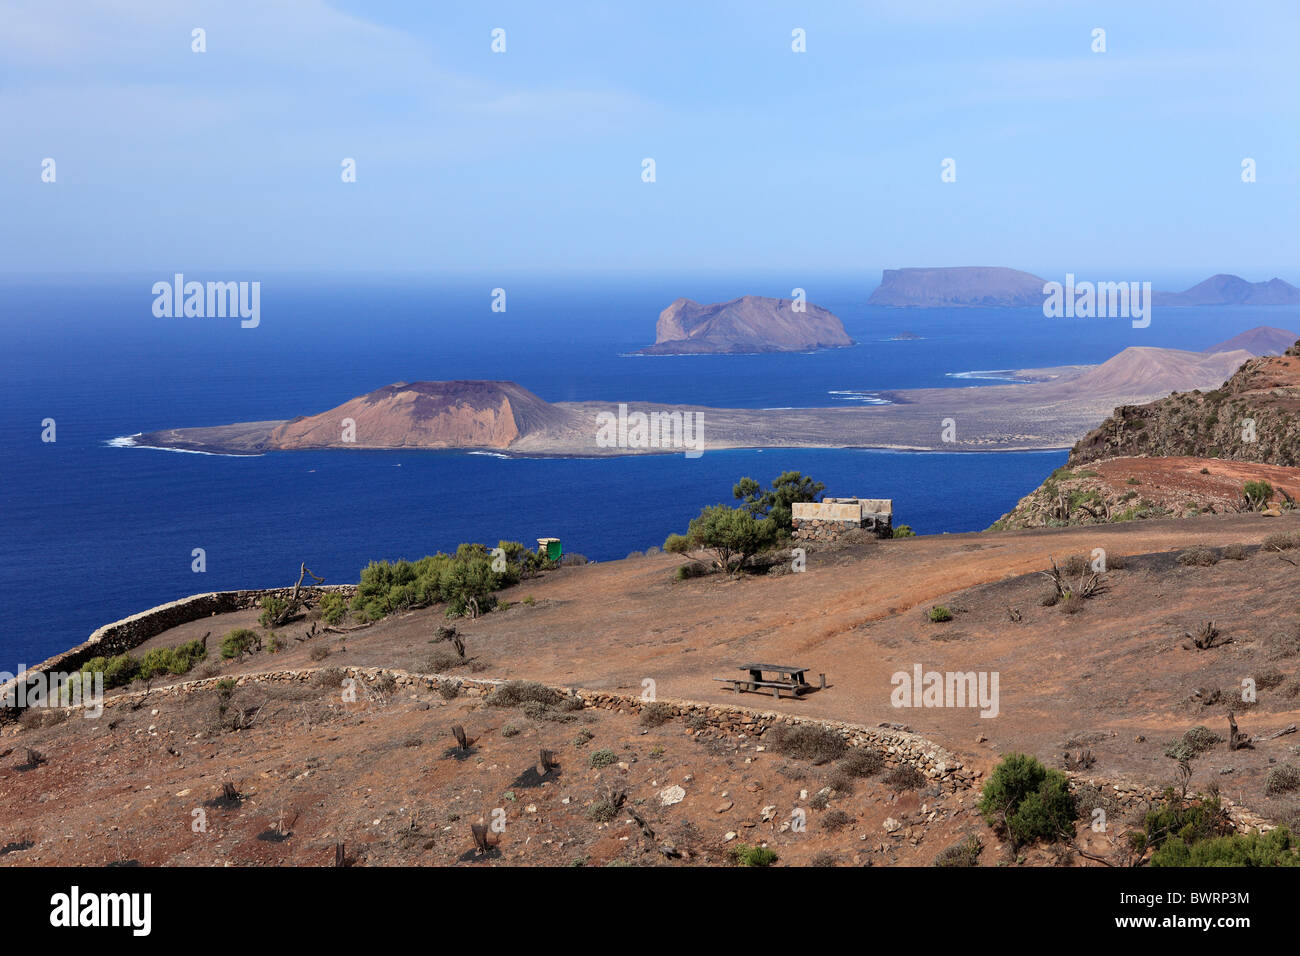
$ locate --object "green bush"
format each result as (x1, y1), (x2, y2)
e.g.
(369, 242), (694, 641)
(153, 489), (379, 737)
(349, 541), (539, 622)
(728, 843), (778, 867)
(928, 605), (953, 623)
(258, 596), (287, 629)
(978, 754), (1076, 848)
(80, 653), (141, 690)
(892, 525), (916, 538)
(663, 533), (691, 554)
(220, 628), (260, 660)
(138, 638), (207, 678)
(1151, 827), (1300, 867)
(1244, 480), (1275, 510)
(318, 591), (346, 625)
(588, 749), (618, 769)
(1137, 789), (1230, 852)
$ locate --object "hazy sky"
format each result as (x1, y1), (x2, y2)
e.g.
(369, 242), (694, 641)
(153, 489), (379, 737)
(2, 0), (1297, 279)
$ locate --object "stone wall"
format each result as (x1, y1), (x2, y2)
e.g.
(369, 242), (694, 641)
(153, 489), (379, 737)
(0, 585), (356, 720)
(791, 497), (893, 541)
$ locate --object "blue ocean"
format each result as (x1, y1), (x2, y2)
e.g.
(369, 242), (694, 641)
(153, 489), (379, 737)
(2, 273), (1294, 664)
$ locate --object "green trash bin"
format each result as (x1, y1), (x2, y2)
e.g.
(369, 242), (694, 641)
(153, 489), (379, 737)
(538, 537), (562, 561)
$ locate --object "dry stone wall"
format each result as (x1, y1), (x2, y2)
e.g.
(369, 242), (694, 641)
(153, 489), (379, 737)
(0, 586), (356, 721)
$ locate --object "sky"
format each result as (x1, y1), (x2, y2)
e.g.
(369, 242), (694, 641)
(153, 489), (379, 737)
(1, 0), (1298, 282)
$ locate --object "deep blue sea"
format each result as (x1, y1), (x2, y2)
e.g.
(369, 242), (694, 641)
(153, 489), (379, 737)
(3, 273), (1296, 664)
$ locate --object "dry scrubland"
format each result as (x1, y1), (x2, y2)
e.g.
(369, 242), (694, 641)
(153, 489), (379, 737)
(5, 511), (1300, 866)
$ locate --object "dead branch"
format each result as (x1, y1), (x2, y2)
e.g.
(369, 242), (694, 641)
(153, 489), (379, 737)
(1227, 712), (1253, 751)
(270, 563), (326, 627)
(1251, 724), (1297, 743)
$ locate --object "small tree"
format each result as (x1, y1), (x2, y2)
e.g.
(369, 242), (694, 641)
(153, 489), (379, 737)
(687, 504), (778, 575)
(734, 471), (825, 531)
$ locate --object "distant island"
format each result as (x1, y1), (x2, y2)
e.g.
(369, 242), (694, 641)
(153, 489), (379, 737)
(867, 266), (1300, 308)
(126, 333), (1288, 457)
(638, 295), (854, 354)
(868, 267), (1047, 308)
(1153, 274), (1300, 307)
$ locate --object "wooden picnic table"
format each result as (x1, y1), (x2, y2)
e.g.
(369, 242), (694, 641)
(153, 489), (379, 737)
(713, 662), (819, 700)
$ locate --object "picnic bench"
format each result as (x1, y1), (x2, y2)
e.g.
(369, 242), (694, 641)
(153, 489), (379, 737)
(713, 662), (822, 700)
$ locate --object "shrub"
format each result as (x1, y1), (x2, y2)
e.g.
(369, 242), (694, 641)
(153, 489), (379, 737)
(1178, 725), (1222, 757)
(1039, 590), (1059, 607)
(892, 525), (916, 538)
(766, 724), (847, 765)
(1072, 784), (1118, 822)
(1222, 544), (1247, 561)
(137, 638), (208, 679)
(308, 644), (330, 662)
(839, 748), (884, 778)
(587, 799), (619, 823)
(1060, 554), (1089, 576)
(933, 835), (983, 867)
(425, 650), (464, 672)
(1127, 477), (1141, 485)
(663, 533), (690, 554)
(1058, 593), (1085, 614)
(640, 702), (674, 727)
(318, 591), (346, 625)
(220, 629), (260, 660)
(1266, 765), (1300, 796)
(978, 754), (1076, 848)
(486, 680), (561, 709)
(928, 605), (953, 623)
(1244, 479), (1275, 510)
(258, 597), (288, 629)
(438, 682), (460, 700)
(81, 653), (142, 689)
(728, 843), (778, 867)
(822, 809), (854, 832)
(1264, 532), (1300, 552)
(1138, 790), (1229, 852)
(884, 765), (927, 792)
(1177, 547), (1218, 567)
(675, 562), (710, 580)
(311, 667), (345, 688)
(588, 749), (618, 769)
(1151, 827), (1300, 867)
